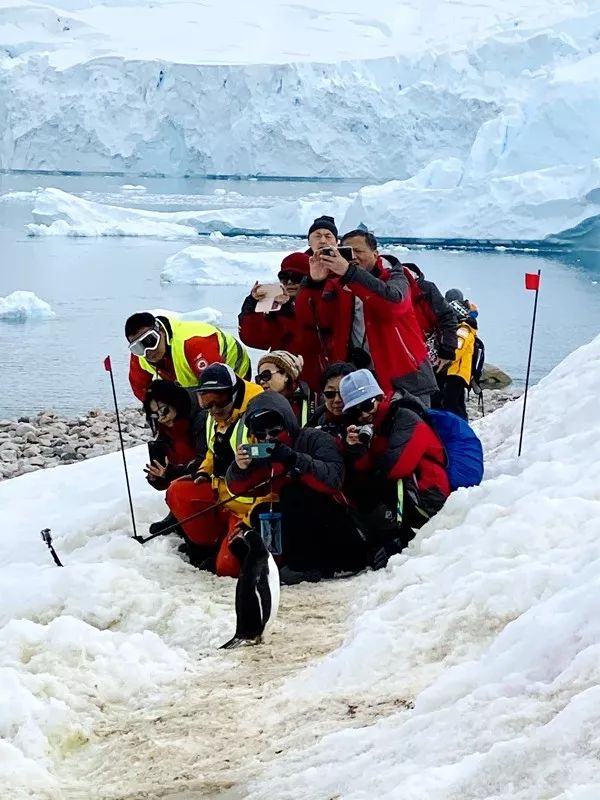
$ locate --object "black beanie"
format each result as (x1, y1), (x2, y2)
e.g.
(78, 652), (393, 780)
(308, 215), (338, 239)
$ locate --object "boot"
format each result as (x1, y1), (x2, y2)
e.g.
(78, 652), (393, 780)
(149, 512), (179, 536)
(279, 565), (322, 586)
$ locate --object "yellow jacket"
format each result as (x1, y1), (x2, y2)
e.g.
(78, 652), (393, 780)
(198, 381), (270, 521)
(447, 321), (476, 383)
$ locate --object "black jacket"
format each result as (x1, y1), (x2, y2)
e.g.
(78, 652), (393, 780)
(401, 262), (458, 361)
(226, 392), (344, 497)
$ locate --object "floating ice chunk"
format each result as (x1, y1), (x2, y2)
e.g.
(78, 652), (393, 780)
(160, 246), (288, 285)
(0, 291), (55, 322)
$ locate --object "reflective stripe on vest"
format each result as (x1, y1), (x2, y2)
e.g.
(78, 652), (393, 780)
(138, 316), (250, 386)
(205, 415), (255, 504)
(298, 399), (309, 428)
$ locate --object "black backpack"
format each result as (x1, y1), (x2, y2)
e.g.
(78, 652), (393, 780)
(471, 336), (485, 387)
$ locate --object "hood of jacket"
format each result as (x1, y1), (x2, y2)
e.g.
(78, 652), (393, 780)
(243, 391), (299, 437)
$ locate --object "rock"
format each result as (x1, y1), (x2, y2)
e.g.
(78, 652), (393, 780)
(15, 422), (36, 435)
(19, 464), (38, 474)
(479, 363), (513, 390)
(25, 431), (39, 444)
(28, 456), (47, 467)
(1, 450), (18, 462)
(23, 446), (41, 458)
(17, 416), (30, 423)
(0, 441), (19, 451)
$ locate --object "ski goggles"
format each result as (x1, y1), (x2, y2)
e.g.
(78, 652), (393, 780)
(277, 270), (304, 284)
(128, 326), (161, 357)
(198, 391), (234, 410)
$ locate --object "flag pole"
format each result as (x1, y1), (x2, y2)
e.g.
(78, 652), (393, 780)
(518, 269), (541, 457)
(104, 356), (140, 540)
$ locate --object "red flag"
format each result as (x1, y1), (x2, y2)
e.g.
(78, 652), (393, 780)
(104, 355), (112, 372)
(525, 273), (540, 291)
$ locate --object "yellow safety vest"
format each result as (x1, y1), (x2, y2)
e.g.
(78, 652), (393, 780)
(205, 414), (255, 504)
(138, 317), (250, 386)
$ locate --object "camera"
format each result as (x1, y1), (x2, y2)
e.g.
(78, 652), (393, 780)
(242, 443), (275, 459)
(358, 424), (374, 445)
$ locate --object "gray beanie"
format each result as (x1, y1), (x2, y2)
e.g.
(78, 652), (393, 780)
(339, 369), (383, 412)
(445, 288), (464, 303)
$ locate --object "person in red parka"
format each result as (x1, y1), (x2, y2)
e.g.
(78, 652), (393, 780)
(339, 368), (450, 568)
(238, 252), (310, 352)
(294, 221), (437, 402)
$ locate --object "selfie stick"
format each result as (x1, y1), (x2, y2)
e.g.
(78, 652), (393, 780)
(104, 356), (140, 541)
(138, 475), (273, 544)
(40, 528), (63, 567)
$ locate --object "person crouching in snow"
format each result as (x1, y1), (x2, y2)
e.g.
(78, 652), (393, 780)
(254, 350), (313, 426)
(162, 363), (270, 576)
(143, 380), (206, 492)
(339, 369), (451, 569)
(227, 392), (368, 585)
(307, 361), (356, 439)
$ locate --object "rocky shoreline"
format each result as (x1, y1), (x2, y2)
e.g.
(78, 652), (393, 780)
(0, 390), (519, 482)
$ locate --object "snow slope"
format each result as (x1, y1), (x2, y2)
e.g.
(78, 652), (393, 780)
(160, 245), (288, 285)
(1, 334), (600, 797)
(247, 334), (600, 799)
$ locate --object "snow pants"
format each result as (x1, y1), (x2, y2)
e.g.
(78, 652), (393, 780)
(278, 482), (367, 575)
(165, 478), (246, 578)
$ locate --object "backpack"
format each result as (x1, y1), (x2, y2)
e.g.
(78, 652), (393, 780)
(471, 336), (485, 387)
(425, 408), (484, 491)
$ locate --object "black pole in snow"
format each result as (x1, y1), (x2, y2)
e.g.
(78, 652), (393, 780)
(518, 269), (542, 457)
(104, 356), (140, 540)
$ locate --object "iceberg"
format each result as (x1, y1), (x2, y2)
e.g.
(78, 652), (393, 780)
(160, 246), (288, 286)
(341, 159), (600, 246)
(0, 291), (55, 321)
(26, 187), (352, 238)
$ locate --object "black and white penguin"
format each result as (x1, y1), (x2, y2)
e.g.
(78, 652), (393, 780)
(220, 529), (280, 649)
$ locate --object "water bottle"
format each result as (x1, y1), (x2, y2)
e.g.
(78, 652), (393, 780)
(259, 511), (282, 555)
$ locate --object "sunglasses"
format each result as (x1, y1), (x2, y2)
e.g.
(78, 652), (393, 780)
(156, 403), (171, 418)
(277, 271), (303, 284)
(323, 389), (342, 400)
(255, 369), (285, 384)
(128, 326), (161, 357)
(253, 426), (284, 441)
(348, 398), (377, 417)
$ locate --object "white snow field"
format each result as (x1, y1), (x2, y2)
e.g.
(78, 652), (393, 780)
(1, 334), (600, 798)
(3, 0), (600, 243)
(0, 290), (55, 321)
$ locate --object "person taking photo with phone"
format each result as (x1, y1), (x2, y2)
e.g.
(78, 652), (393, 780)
(227, 392), (368, 585)
(293, 220), (437, 404)
(156, 364), (270, 576)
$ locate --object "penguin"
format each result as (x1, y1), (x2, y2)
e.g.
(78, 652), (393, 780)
(220, 528), (280, 649)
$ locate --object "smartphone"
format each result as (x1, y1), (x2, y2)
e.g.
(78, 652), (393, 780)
(320, 246), (354, 260)
(148, 439), (169, 466)
(254, 283), (283, 313)
(242, 443), (274, 459)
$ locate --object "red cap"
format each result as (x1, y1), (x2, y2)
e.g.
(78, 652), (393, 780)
(279, 252), (310, 276)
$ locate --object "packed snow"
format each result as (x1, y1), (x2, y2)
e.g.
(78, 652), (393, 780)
(161, 245), (287, 285)
(1, 334), (600, 797)
(0, 291), (55, 321)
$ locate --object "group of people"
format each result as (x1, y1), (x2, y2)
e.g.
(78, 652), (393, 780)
(124, 215), (484, 584)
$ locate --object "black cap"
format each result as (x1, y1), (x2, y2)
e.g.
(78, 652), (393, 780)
(246, 408), (285, 433)
(308, 215), (338, 239)
(196, 363), (237, 392)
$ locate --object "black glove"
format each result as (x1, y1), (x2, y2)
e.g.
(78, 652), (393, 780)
(368, 545), (389, 571)
(268, 441), (297, 467)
